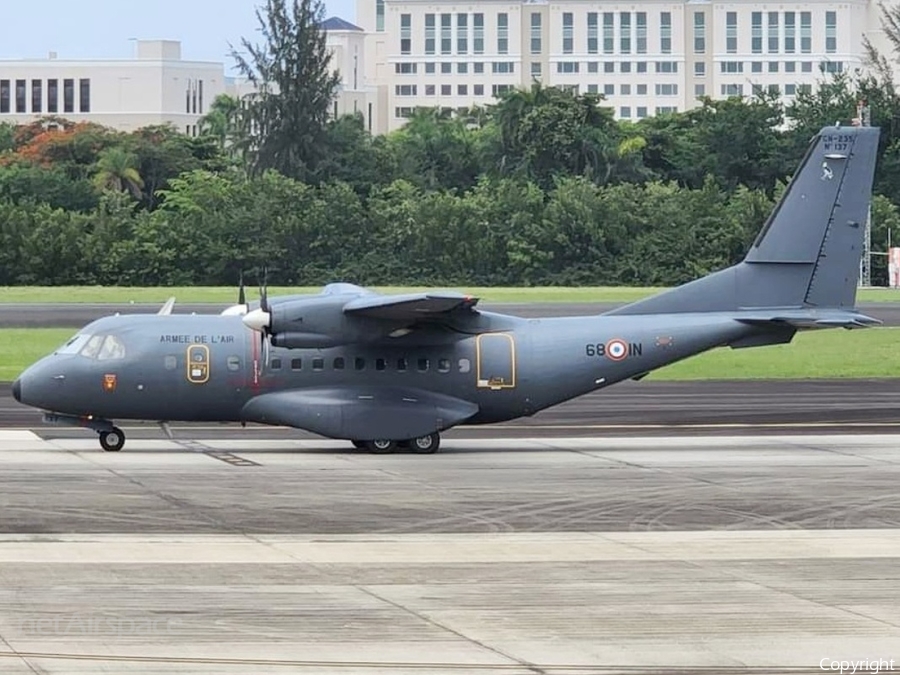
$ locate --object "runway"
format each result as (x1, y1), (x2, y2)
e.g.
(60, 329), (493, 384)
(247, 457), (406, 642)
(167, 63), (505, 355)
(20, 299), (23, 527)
(4, 300), (900, 327)
(0, 431), (898, 673)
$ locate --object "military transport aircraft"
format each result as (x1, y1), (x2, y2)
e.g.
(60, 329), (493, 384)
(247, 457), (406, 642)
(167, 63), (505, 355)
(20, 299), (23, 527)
(12, 125), (882, 453)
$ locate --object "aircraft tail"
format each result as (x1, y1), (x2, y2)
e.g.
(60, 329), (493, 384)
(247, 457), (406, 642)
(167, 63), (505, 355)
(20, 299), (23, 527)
(607, 125), (881, 317)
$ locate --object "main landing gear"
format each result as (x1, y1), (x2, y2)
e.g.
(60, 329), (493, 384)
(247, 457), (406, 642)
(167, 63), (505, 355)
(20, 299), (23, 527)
(352, 432), (441, 455)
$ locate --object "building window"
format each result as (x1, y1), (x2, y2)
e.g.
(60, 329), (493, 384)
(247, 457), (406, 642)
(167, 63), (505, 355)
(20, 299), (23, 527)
(620, 106), (631, 118)
(656, 61), (677, 73)
(492, 61), (514, 74)
(586, 61), (597, 73)
(425, 61), (435, 73)
(751, 61), (763, 73)
(693, 12), (705, 53)
(695, 83), (706, 97)
(637, 83), (647, 95)
(603, 83), (614, 96)
(694, 62), (705, 76)
(785, 61), (796, 72)
(785, 83), (797, 95)
(563, 12), (573, 54)
(395, 63), (417, 74)
(768, 12), (779, 53)
(720, 61), (743, 73)
(0, 80), (8, 114)
(47, 79), (58, 113)
(636, 12), (647, 54)
(751, 12), (762, 54)
(492, 84), (512, 96)
(620, 12), (631, 54)
(768, 61), (779, 72)
(620, 61), (631, 73)
(604, 61), (614, 73)
(395, 84), (417, 96)
(659, 12), (671, 54)
(31, 79), (42, 113)
(800, 12), (811, 53)
(457, 62), (467, 74)
(799, 83), (812, 94)
(439, 13), (451, 54)
(473, 13), (484, 54)
(425, 84), (435, 95)
(726, 12), (738, 54)
(721, 83), (743, 96)
(826, 11), (837, 53)
(587, 84), (598, 94)
(425, 14), (435, 54)
(801, 61), (813, 72)
(458, 84), (467, 95)
(497, 12), (508, 54)
(199, 79), (203, 113)
(458, 13), (468, 54)
(821, 60), (843, 73)
(13, 79), (26, 113)
(603, 13), (614, 54)
(556, 61), (579, 74)
(474, 84), (484, 96)
(530, 12), (542, 54)
(401, 14), (412, 54)
(62, 78), (74, 113)
(784, 12), (796, 53)
(441, 84), (451, 95)
(531, 61), (542, 76)
(587, 12), (598, 54)
(441, 62), (452, 73)
(655, 83), (678, 96)
(620, 83), (631, 95)
(656, 106), (677, 114)
(636, 106), (647, 118)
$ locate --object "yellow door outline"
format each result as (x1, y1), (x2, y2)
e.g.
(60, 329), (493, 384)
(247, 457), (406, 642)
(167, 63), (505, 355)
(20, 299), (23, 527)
(475, 333), (516, 390)
(186, 344), (210, 384)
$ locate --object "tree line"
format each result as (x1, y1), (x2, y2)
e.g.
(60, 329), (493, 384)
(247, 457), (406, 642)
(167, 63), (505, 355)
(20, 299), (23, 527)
(2, 0), (900, 287)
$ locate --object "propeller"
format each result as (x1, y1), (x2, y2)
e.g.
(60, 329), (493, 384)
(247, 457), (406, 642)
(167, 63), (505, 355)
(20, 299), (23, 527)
(238, 270), (246, 307)
(243, 267), (272, 374)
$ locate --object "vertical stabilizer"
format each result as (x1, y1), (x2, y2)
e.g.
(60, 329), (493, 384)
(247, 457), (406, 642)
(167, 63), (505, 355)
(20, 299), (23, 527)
(607, 125), (880, 316)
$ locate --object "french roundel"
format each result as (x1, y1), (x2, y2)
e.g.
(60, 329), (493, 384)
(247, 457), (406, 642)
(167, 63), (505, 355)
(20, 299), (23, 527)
(605, 338), (629, 361)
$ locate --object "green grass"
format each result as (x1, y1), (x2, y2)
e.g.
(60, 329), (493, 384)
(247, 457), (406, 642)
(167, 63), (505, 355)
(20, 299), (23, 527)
(2, 285), (900, 304)
(4, 327), (899, 383)
(649, 327), (900, 380)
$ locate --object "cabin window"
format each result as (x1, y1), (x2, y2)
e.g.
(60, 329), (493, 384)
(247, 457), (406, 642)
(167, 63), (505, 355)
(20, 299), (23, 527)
(291, 358), (302, 370)
(270, 357), (282, 370)
(56, 333), (90, 355)
(79, 335), (105, 359)
(226, 356), (241, 371)
(312, 357), (324, 371)
(438, 358), (451, 373)
(417, 358), (429, 372)
(376, 358), (386, 371)
(397, 357), (408, 371)
(355, 357), (366, 370)
(97, 335), (126, 360)
(334, 357), (345, 370)
(164, 355), (177, 370)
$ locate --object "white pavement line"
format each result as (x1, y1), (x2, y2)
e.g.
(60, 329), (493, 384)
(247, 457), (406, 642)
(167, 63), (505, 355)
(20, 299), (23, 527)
(0, 530), (898, 564)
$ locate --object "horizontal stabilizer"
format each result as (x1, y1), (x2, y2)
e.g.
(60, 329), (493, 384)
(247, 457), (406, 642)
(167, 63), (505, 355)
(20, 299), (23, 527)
(241, 386), (479, 439)
(735, 310), (882, 330)
(343, 292), (479, 321)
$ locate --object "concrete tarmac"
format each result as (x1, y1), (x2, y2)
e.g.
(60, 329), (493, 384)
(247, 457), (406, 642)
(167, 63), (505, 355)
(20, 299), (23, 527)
(0, 430), (899, 673)
(4, 300), (900, 327)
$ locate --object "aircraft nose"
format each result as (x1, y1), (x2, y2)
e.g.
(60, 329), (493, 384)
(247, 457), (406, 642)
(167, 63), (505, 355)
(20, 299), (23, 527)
(12, 378), (21, 403)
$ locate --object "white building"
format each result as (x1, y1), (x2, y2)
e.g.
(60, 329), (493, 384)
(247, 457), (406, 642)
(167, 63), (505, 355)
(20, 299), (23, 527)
(357, 0), (892, 132)
(0, 40), (225, 134)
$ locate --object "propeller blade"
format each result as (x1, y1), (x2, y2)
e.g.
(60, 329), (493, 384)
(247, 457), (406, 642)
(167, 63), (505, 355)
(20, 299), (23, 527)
(238, 271), (246, 306)
(259, 266), (269, 313)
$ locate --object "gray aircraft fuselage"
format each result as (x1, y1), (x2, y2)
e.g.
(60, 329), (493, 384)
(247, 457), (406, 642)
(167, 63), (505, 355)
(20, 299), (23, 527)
(16, 308), (747, 427)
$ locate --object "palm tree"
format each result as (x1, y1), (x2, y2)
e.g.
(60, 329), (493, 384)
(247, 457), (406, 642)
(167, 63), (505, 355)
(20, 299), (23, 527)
(92, 146), (144, 199)
(199, 93), (244, 151)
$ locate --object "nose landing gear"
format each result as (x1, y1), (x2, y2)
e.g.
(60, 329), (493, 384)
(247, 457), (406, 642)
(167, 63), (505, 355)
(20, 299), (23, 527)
(99, 427), (126, 452)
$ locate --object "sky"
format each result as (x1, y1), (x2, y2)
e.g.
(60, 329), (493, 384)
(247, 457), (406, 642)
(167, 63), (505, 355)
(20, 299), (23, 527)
(0, 0), (357, 68)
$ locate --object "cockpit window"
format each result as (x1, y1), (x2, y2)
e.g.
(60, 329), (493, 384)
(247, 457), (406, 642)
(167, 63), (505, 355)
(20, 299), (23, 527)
(77, 334), (126, 360)
(97, 335), (126, 360)
(56, 333), (90, 355)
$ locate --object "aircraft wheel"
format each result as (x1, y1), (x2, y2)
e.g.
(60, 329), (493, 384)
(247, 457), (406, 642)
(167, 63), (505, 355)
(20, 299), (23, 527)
(410, 432), (440, 454)
(366, 439), (397, 454)
(99, 427), (125, 452)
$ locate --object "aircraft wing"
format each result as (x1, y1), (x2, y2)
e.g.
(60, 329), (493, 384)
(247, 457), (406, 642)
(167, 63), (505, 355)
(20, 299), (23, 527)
(343, 292), (479, 322)
(241, 386), (479, 440)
